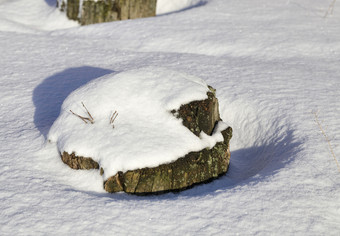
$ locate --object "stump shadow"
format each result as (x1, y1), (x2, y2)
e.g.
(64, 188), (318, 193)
(172, 128), (302, 198)
(45, 0), (56, 7)
(157, 1), (207, 16)
(33, 66), (114, 138)
(76, 128), (302, 201)
(36, 67), (303, 200)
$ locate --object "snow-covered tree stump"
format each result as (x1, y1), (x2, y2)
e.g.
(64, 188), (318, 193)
(59, 87), (232, 194)
(49, 68), (233, 194)
(57, 0), (157, 25)
(104, 127), (232, 194)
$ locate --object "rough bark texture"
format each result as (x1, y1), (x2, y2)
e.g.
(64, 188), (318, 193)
(172, 86), (220, 137)
(104, 127), (232, 194)
(61, 151), (99, 169)
(58, 87), (232, 194)
(58, 0), (157, 25)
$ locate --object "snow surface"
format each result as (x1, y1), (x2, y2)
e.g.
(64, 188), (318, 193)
(1, 0), (340, 235)
(48, 67), (226, 179)
(156, 0), (206, 15)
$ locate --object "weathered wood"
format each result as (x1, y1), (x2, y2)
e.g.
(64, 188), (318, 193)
(104, 127), (232, 194)
(58, 87), (233, 194)
(58, 0), (157, 25)
(61, 151), (99, 169)
(172, 86), (220, 136)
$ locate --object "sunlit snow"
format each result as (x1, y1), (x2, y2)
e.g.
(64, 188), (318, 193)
(0, 0), (339, 235)
(48, 67), (226, 179)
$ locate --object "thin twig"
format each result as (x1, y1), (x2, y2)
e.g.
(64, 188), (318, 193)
(313, 110), (340, 173)
(69, 102), (94, 124)
(110, 111), (118, 124)
(324, 0), (337, 18)
(110, 111), (118, 128)
(82, 102), (94, 122)
(70, 109), (91, 124)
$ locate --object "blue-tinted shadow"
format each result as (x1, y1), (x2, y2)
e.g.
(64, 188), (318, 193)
(45, 0), (56, 7)
(33, 66), (114, 138)
(157, 1), (207, 17)
(73, 128), (302, 201)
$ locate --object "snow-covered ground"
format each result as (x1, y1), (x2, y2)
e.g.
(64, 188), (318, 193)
(1, 0), (339, 235)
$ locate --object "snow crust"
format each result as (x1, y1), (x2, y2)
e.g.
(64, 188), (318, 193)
(48, 67), (224, 178)
(0, 0), (340, 235)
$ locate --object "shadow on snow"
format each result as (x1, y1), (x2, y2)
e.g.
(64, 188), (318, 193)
(34, 66), (302, 200)
(45, 0), (57, 7)
(77, 128), (302, 201)
(33, 66), (114, 138)
(157, 1), (208, 17)
(177, 129), (302, 198)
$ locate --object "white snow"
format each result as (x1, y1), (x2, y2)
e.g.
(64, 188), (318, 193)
(48, 67), (225, 179)
(0, 0), (78, 32)
(156, 0), (205, 15)
(1, 0), (340, 235)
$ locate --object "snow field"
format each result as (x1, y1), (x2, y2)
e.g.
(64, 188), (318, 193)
(0, 0), (339, 235)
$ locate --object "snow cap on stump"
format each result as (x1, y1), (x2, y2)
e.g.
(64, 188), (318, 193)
(48, 67), (232, 194)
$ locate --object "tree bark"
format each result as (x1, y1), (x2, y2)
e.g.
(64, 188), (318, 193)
(104, 127), (232, 194)
(58, 0), (157, 25)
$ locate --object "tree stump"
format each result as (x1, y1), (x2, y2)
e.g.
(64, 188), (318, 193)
(104, 127), (232, 194)
(59, 86), (232, 194)
(57, 0), (157, 25)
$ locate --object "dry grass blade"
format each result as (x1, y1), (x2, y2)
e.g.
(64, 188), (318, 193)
(70, 110), (91, 124)
(110, 111), (118, 128)
(70, 102), (94, 124)
(324, 0), (337, 18)
(313, 110), (340, 173)
(110, 111), (118, 123)
(82, 102), (94, 121)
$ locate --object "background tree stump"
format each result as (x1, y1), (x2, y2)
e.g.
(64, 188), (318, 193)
(57, 0), (157, 25)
